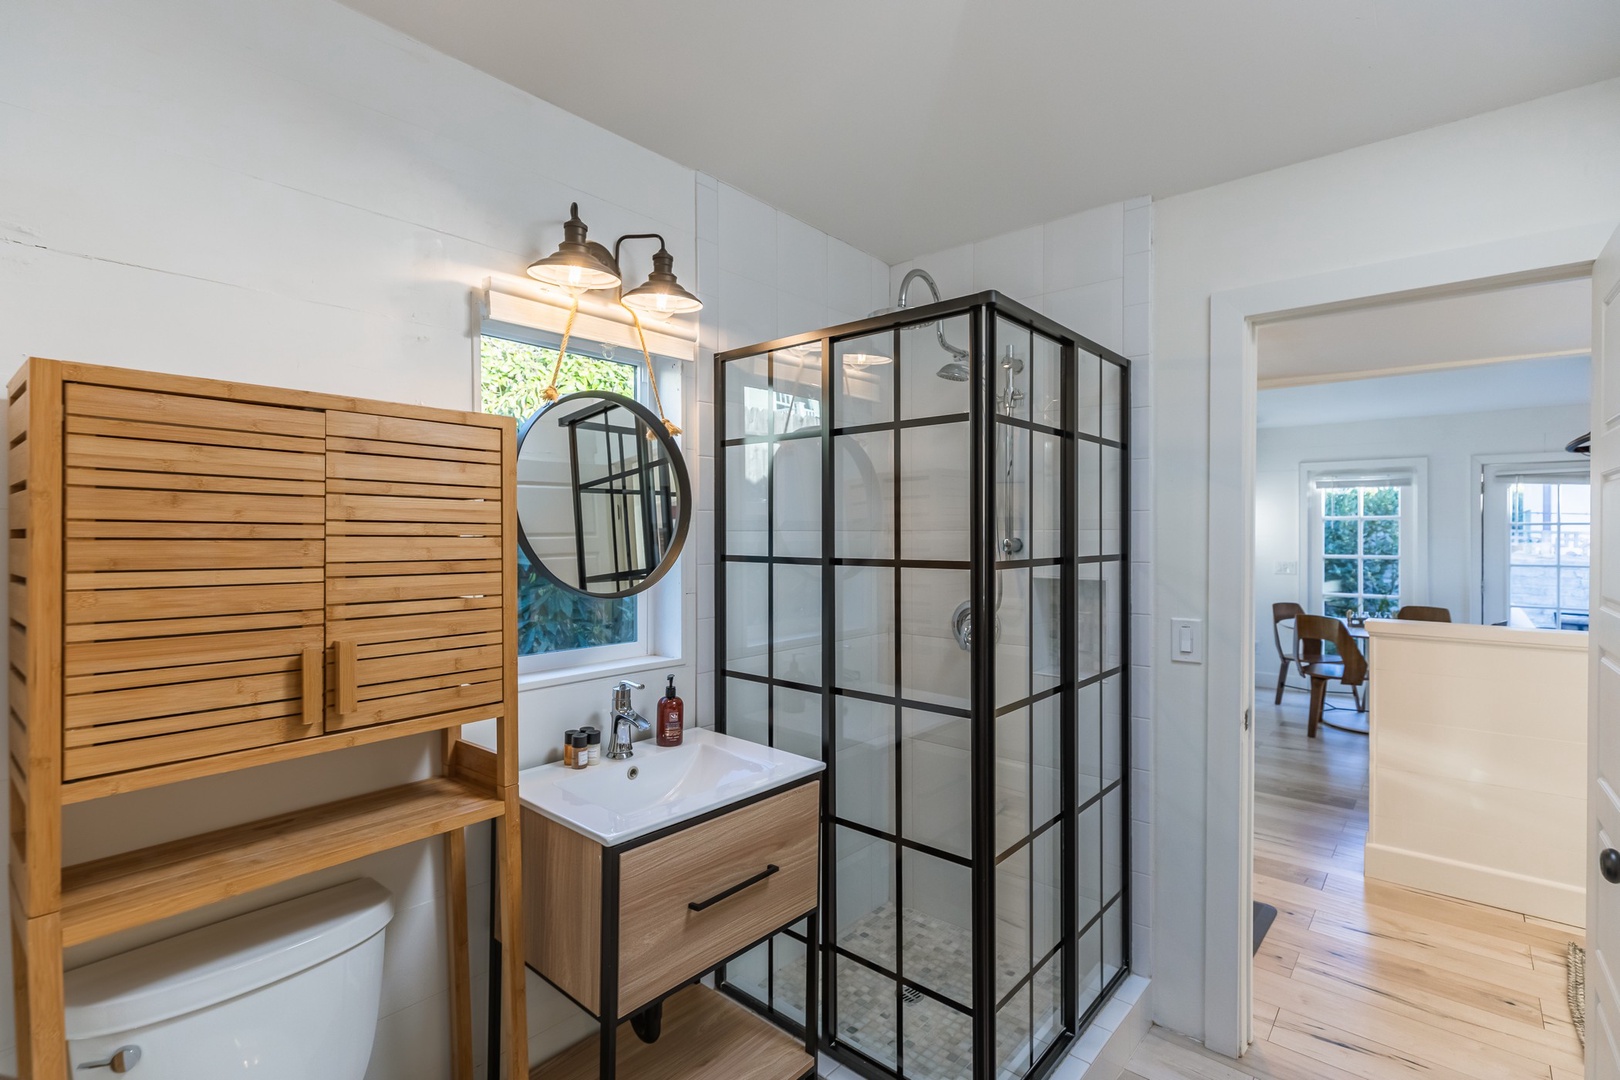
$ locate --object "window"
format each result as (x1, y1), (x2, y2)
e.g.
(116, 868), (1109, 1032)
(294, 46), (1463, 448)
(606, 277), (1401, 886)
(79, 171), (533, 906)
(1482, 460), (1590, 629)
(1303, 460), (1424, 620)
(480, 331), (652, 668)
(1319, 485), (1402, 617)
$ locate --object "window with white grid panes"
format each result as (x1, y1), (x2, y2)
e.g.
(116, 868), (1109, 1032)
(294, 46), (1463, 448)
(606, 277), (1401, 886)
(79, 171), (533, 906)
(1319, 485), (1401, 618)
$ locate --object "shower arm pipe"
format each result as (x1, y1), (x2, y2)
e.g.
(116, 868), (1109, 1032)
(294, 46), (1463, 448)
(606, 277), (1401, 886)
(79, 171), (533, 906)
(896, 268), (970, 360)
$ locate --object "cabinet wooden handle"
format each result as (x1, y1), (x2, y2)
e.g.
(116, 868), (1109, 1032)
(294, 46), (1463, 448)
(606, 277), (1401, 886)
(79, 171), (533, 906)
(335, 640), (357, 716)
(688, 864), (779, 912)
(300, 646), (323, 726)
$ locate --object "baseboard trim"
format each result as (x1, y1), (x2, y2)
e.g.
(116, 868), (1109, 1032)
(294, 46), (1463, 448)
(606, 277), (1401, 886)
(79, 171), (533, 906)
(1365, 841), (1585, 927)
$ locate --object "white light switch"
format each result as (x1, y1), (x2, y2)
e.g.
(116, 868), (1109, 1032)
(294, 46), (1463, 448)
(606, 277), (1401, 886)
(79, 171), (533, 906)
(1276, 561), (1298, 576)
(1171, 617), (1204, 664)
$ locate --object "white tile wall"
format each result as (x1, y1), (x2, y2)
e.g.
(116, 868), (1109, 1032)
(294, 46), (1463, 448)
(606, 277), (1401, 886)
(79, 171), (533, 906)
(1122, 196), (1154, 978)
(891, 202), (1128, 354)
(693, 176), (889, 738)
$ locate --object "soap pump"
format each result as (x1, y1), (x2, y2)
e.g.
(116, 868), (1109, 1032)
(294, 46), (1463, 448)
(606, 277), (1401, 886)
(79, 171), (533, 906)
(657, 674), (684, 747)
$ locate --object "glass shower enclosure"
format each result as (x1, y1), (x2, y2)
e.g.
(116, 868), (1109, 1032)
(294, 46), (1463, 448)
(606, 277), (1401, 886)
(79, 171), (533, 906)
(715, 293), (1129, 1080)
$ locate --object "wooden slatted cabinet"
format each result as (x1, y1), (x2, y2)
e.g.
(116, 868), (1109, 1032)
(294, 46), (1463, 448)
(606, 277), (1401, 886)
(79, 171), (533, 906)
(7, 358), (528, 1080)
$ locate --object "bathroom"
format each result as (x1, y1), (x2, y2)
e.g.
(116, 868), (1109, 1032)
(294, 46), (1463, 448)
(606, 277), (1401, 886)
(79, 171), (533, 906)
(2, 4), (1146, 1076)
(7, 3), (1620, 1080)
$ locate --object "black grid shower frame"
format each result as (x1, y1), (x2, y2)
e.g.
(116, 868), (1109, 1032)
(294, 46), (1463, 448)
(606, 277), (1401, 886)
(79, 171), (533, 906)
(988, 314), (1075, 1077)
(714, 293), (1131, 1080)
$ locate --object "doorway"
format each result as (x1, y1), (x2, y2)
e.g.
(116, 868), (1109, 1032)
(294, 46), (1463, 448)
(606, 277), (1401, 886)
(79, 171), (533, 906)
(1200, 225), (1613, 1061)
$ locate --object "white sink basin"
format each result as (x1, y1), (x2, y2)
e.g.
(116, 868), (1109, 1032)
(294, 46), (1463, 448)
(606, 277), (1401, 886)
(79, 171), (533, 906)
(518, 728), (824, 846)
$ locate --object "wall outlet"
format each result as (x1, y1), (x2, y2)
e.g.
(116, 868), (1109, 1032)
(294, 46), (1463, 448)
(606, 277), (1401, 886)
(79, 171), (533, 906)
(1275, 561), (1298, 575)
(1170, 617), (1204, 664)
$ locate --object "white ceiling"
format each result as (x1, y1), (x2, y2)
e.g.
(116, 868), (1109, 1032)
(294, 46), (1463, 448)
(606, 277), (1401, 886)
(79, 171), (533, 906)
(1256, 275), (1593, 387)
(1257, 354), (1591, 429)
(337, 1), (1620, 262)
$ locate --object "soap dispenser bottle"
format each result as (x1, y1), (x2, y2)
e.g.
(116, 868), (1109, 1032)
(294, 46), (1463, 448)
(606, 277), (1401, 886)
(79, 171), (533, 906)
(657, 674), (684, 747)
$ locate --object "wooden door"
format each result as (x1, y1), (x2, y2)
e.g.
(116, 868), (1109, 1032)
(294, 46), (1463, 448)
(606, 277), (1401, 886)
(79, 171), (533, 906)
(1589, 223), (1620, 1080)
(324, 411), (506, 734)
(61, 383), (327, 783)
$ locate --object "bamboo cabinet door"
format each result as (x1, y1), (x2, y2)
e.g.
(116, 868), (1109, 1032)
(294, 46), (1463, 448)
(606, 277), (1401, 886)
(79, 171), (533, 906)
(323, 411), (506, 735)
(60, 383), (328, 784)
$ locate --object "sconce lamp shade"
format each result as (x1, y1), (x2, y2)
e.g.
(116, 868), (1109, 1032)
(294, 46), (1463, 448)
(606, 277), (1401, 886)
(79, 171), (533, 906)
(621, 246), (703, 315)
(527, 203), (621, 290)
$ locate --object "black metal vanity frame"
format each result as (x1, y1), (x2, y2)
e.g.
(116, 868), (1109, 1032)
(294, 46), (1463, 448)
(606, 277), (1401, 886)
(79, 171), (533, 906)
(517, 772), (822, 1080)
(713, 292), (1133, 1080)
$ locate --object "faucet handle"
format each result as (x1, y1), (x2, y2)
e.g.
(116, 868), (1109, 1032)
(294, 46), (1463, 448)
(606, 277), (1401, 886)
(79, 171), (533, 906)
(611, 680), (643, 715)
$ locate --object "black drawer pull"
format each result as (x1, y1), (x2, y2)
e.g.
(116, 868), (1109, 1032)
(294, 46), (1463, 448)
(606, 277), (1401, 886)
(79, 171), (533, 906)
(689, 864), (780, 911)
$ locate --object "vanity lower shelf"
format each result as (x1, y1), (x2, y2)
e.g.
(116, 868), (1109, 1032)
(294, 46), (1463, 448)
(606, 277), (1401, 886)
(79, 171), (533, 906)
(534, 984), (813, 1080)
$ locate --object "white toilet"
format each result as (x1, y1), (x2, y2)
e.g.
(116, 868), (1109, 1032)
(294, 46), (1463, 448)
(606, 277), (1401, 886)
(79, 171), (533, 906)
(64, 879), (395, 1078)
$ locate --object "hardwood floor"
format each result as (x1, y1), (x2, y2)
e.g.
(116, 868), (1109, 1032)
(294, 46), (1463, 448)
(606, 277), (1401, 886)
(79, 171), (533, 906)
(1123, 689), (1586, 1080)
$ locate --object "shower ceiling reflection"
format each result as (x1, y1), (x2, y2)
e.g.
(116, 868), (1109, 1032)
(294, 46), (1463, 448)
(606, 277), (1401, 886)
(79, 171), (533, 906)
(715, 292), (1129, 1080)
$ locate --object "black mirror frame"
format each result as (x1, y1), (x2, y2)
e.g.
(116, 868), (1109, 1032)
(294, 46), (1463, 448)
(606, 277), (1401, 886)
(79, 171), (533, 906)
(513, 390), (692, 600)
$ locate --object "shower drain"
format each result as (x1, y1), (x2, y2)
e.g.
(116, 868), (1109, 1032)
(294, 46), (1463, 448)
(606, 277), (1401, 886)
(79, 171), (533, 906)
(901, 986), (923, 1006)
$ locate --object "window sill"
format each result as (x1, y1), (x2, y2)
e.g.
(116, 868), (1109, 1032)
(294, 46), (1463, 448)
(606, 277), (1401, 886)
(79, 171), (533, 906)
(516, 654), (686, 694)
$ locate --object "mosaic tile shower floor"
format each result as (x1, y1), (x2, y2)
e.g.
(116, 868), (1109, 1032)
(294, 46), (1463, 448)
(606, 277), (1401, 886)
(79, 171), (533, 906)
(788, 903), (999, 1080)
(770, 904), (1062, 1079)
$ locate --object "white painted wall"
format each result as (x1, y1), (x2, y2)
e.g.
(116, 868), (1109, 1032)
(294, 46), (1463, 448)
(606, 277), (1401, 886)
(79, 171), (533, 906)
(1151, 77), (1620, 1041)
(0, 0), (886, 1073)
(1253, 402), (1589, 686)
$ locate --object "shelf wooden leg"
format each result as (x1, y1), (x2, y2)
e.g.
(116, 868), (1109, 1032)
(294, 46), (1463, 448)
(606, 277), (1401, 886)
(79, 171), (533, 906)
(12, 910), (65, 1080)
(444, 828), (474, 1080)
(495, 796), (528, 1079)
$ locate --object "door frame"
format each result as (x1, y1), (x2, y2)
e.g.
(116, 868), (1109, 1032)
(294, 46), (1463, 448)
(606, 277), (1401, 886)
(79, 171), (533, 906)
(1203, 221), (1611, 1057)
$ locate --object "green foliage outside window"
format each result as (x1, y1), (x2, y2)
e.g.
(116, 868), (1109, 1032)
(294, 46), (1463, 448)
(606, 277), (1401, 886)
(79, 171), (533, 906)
(1321, 485), (1401, 618)
(480, 335), (638, 657)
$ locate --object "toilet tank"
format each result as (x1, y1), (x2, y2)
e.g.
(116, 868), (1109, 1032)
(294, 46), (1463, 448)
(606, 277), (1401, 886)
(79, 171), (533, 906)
(65, 879), (394, 1079)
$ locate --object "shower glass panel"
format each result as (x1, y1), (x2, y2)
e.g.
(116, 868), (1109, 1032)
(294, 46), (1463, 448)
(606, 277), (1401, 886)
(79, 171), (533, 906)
(716, 293), (1129, 1080)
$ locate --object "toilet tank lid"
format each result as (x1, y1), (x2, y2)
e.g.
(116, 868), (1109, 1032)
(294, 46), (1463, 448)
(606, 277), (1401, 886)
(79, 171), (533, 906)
(64, 878), (394, 1040)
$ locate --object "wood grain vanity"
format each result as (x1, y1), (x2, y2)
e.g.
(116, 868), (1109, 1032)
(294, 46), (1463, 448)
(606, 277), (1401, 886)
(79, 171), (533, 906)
(525, 775), (821, 1080)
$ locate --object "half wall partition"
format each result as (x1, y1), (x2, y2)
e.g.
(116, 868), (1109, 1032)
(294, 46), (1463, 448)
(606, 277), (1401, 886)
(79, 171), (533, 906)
(715, 293), (1130, 1080)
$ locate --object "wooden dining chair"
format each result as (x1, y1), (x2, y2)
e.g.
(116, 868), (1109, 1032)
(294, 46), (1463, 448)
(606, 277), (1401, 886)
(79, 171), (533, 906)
(1293, 614), (1369, 738)
(1395, 605), (1451, 622)
(1269, 602), (1322, 704)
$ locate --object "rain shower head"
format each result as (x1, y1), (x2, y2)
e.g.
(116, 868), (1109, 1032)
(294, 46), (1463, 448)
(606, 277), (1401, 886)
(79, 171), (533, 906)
(936, 361), (971, 382)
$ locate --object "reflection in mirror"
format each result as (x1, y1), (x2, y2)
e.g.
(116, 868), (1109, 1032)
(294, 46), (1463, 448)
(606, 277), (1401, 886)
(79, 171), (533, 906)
(516, 391), (690, 598)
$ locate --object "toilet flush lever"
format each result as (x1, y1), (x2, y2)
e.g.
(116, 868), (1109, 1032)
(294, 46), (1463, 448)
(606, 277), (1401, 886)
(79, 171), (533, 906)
(79, 1045), (141, 1072)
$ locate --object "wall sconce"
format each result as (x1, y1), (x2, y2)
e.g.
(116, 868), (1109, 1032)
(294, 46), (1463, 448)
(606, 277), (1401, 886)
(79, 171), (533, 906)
(527, 203), (702, 315)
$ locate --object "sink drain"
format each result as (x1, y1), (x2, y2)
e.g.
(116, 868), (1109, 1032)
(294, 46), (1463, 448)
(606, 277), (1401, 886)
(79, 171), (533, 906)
(626, 766), (639, 780)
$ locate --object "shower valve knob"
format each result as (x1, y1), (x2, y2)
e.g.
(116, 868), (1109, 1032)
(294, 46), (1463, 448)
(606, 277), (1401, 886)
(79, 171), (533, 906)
(78, 1045), (142, 1072)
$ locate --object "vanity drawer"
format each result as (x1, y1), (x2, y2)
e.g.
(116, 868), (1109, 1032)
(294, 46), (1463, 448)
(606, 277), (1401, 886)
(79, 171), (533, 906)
(615, 780), (819, 1016)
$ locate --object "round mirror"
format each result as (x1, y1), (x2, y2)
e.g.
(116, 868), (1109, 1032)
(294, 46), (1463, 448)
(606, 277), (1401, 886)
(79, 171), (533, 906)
(515, 391), (690, 598)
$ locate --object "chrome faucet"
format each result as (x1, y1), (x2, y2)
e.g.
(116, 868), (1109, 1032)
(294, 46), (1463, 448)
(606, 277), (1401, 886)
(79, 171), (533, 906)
(605, 680), (650, 760)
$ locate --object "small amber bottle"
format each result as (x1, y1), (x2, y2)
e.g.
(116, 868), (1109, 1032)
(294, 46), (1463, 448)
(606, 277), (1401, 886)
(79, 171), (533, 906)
(562, 728), (578, 767)
(657, 674), (684, 747)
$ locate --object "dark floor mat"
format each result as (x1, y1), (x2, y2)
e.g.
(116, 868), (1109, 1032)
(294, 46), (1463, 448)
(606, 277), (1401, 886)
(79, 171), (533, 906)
(1253, 901), (1279, 954)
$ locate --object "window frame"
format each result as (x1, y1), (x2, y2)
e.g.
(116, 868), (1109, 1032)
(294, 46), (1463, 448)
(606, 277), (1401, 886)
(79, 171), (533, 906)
(1299, 457), (1428, 619)
(478, 318), (684, 681)
(1478, 455), (1590, 628)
